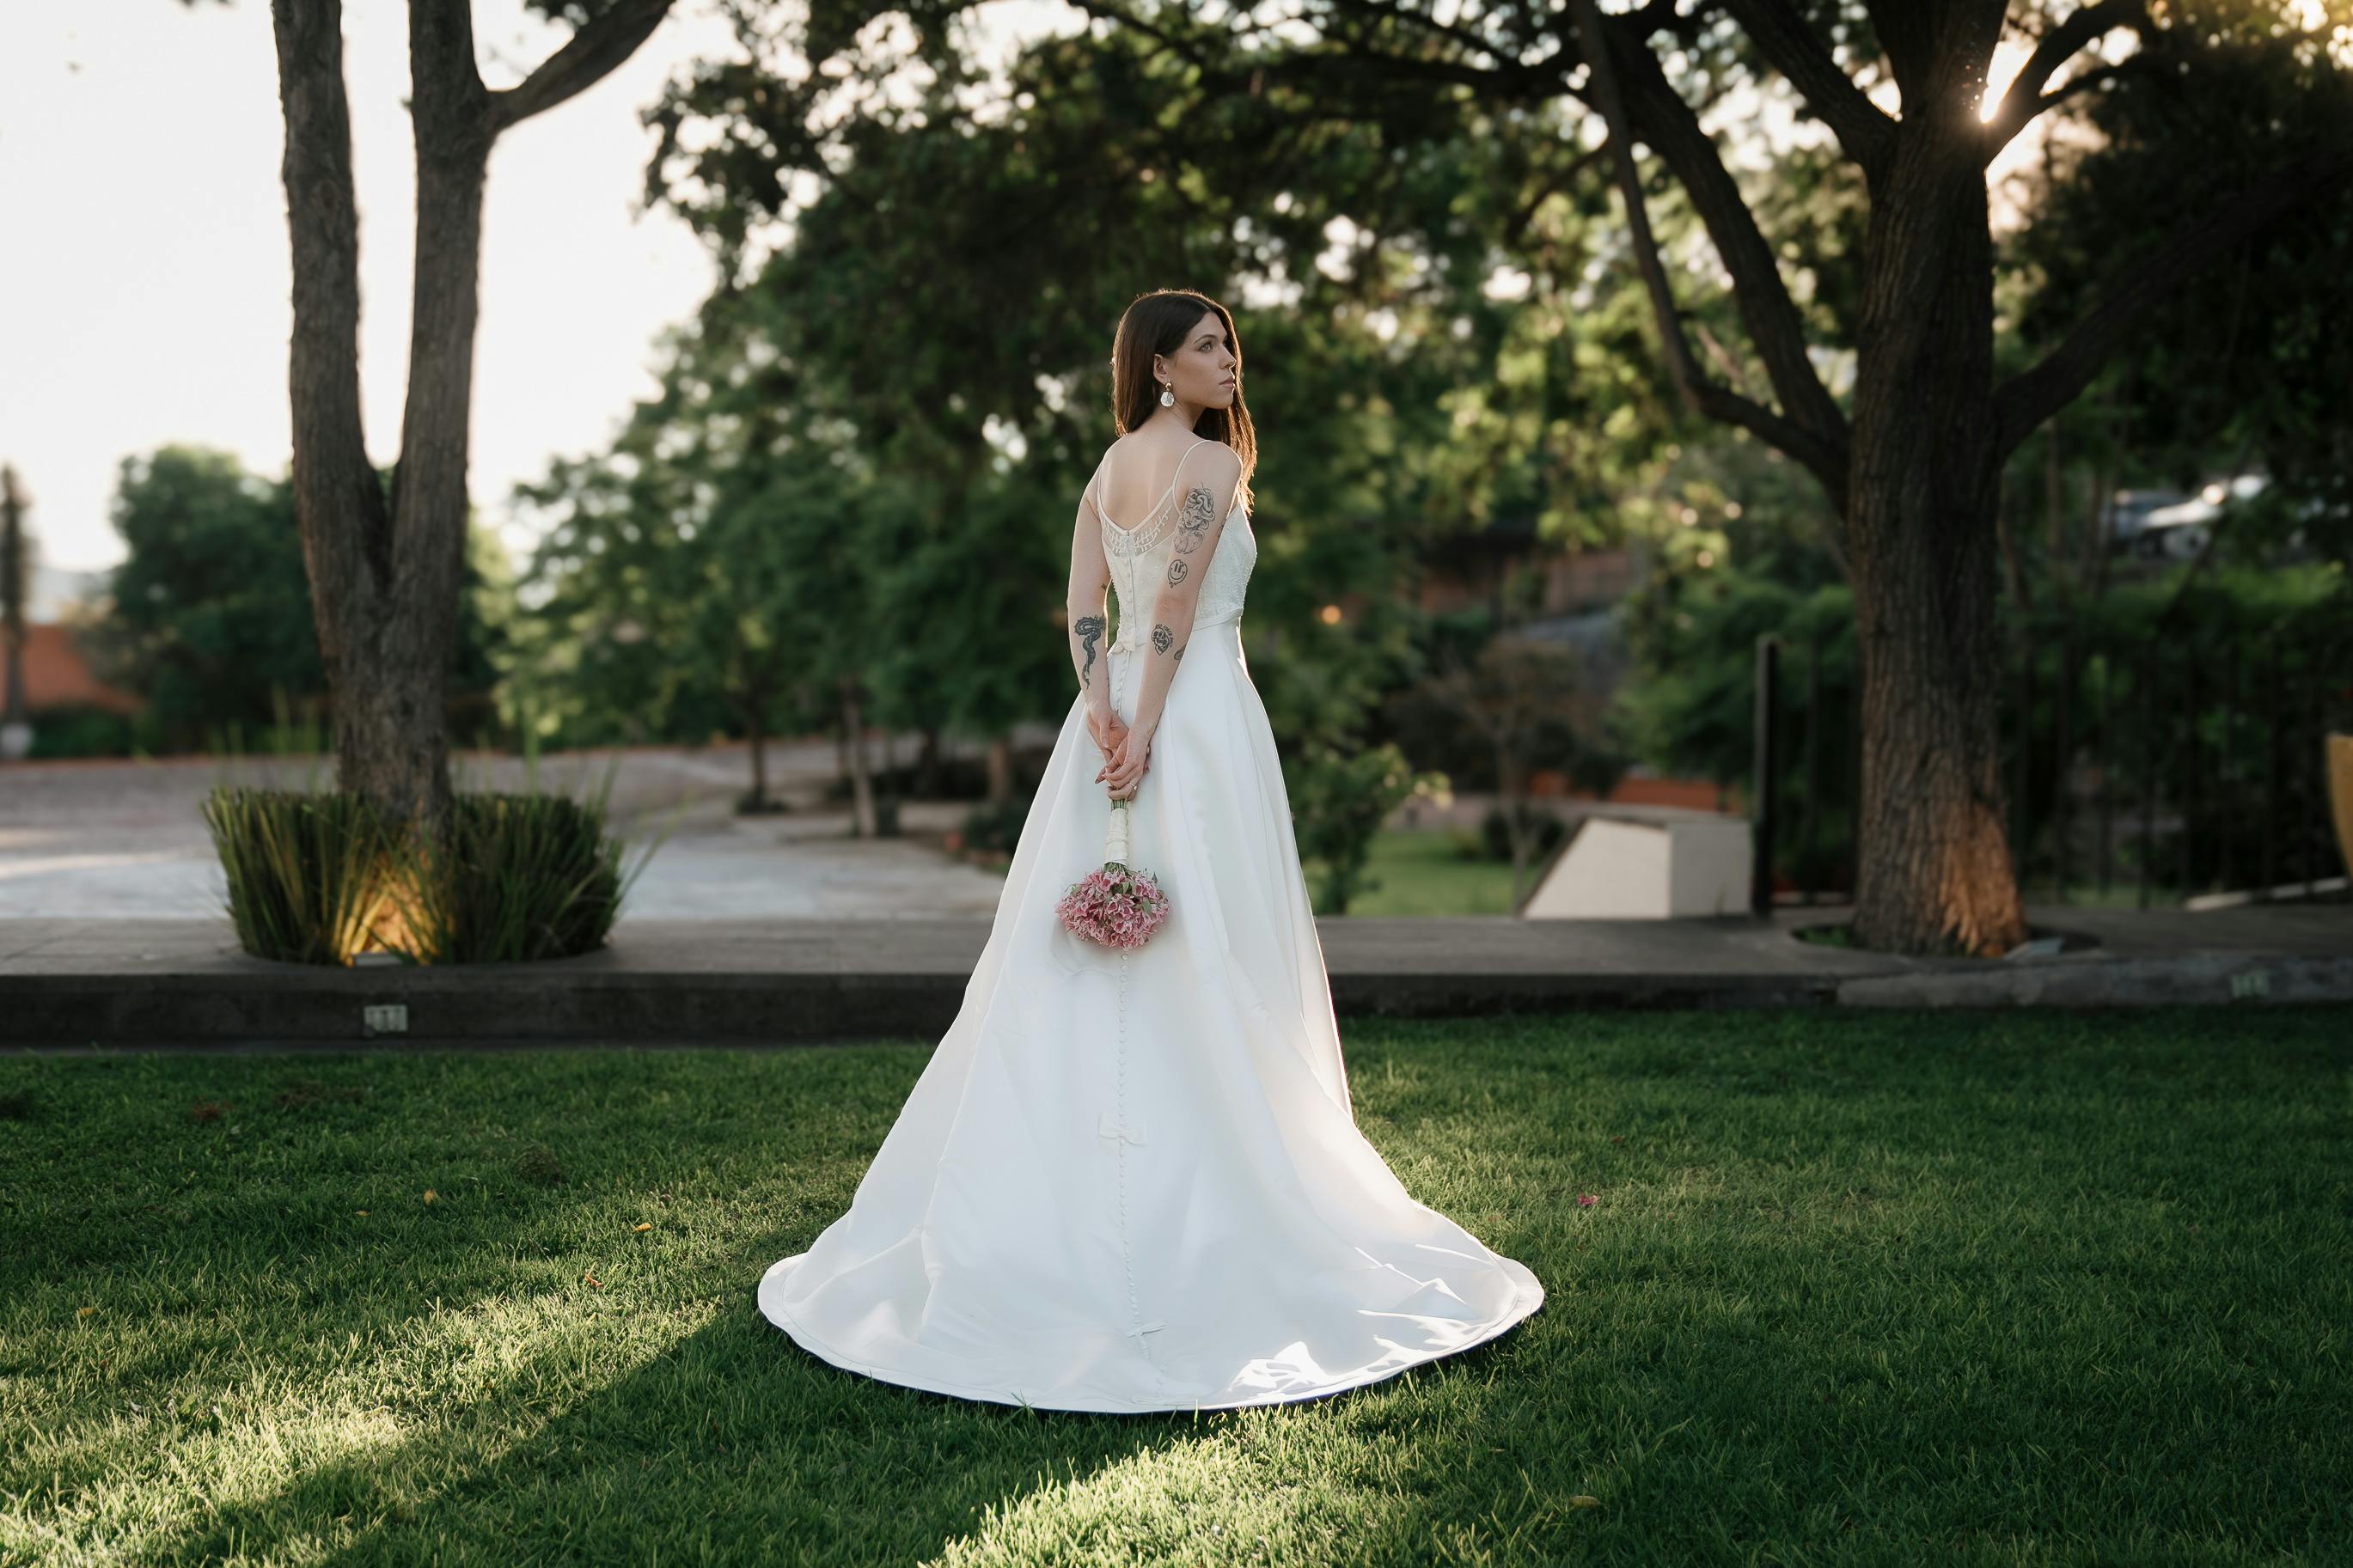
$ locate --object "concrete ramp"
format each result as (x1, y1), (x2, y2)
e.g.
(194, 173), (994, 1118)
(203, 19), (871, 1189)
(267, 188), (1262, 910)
(1523, 810), (1752, 919)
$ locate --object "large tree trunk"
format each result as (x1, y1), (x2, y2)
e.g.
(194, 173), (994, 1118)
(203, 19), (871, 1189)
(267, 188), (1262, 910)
(1846, 128), (2027, 958)
(273, 0), (406, 814)
(270, 0), (671, 853)
(272, 0), (481, 840)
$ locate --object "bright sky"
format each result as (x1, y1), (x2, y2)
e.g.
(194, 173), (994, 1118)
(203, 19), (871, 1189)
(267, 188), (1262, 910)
(0, 0), (1066, 578)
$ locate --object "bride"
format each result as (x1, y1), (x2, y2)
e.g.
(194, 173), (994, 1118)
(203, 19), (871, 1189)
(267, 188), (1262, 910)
(758, 289), (1545, 1412)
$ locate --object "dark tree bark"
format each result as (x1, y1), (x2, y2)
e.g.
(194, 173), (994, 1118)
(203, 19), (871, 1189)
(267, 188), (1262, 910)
(266, 0), (673, 843)
(986, 735), (1013, 811)
(1843, 98), (2019, 953)
(840, 675), (878, 836)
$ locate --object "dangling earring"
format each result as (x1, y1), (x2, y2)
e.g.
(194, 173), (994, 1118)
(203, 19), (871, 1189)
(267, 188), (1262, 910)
(1158, 381), (1175, 408)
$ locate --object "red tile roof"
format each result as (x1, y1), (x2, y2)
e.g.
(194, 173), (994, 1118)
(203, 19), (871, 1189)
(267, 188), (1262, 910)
(1, 624), (143, 715)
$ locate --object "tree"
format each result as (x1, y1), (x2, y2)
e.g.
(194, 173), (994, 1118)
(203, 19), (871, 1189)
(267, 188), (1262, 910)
(76, 447), (508, 754)
(1416, 635), (1608, 906)
(182, 0), (679, 840)
(0, 467), (32, 756)
(1057, 0), (2348, 955)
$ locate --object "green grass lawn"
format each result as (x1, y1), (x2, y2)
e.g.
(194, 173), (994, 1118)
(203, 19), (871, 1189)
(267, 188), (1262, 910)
(4, 1008), (2349, 1566)
(1305, 829), (1529, 916)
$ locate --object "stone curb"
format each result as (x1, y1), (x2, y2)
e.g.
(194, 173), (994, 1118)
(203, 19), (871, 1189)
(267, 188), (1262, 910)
(3, 948), (2344, 1049)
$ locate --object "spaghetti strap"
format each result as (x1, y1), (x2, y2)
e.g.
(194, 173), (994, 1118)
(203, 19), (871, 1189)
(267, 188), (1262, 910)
(1097, 434), (1213, 537)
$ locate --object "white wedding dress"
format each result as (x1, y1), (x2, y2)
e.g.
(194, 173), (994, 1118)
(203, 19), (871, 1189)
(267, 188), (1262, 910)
(757, 436), (1545, 1412)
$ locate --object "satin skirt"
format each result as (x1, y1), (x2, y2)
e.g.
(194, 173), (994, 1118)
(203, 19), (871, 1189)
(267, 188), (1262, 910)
(757, 615), (1545, 1412)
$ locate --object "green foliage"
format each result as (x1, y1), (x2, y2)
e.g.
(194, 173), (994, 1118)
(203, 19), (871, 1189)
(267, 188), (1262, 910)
(1287, 741), (1446, 914)
(202, 783), (399, 967)
(2002, 9), (2353, 569)
(1996, 563), (2353, 897)
(958, 794), (1033, 858)
(22, 704), (140, 760)
(79, 446), (510, 755)
(83, 448), (326, 751)
(200, 752), (670, 967)
(390, 784), (652, 967)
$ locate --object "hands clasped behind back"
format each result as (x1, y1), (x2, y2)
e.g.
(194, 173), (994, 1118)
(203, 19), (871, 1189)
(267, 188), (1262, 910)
(1086, 706), (1152, 801)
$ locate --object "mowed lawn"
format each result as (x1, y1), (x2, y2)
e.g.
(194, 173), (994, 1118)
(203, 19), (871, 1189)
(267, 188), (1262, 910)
(3, 1008), (2349, 1567)
(1305, 829), (1526, 916)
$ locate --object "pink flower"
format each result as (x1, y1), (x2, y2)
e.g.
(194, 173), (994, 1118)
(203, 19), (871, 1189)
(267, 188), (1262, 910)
(1059, 858), (1171, 949)
(1576, 1194), (1597, 1207)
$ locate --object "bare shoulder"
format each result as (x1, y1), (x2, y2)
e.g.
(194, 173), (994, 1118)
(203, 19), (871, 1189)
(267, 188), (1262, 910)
(1183, 439), (1244, 497)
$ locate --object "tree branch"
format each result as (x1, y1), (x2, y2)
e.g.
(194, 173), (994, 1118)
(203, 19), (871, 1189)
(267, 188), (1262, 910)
(1861, 0), (1940, 105)
(1718, 0), (1896, 180)
(1571, 0), (1849, 507)
(490, 0), (676, 132)
(1580, 4), (1851, 499)
(1980, 0), (2147, 160)
(1993, 145), (2353, 458)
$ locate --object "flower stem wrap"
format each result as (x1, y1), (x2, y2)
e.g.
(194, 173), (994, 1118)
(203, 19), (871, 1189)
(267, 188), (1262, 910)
(1103, 796), (1132, 870)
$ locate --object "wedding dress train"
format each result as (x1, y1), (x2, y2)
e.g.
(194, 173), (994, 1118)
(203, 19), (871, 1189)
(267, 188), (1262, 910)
(757, 440), (1545, 1412)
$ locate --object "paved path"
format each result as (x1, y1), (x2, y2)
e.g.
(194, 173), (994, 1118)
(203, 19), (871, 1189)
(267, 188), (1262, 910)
(0, 735), (1048, 921)
(4, 743), (2346, 1045)
(4, 903), (2344, 1047)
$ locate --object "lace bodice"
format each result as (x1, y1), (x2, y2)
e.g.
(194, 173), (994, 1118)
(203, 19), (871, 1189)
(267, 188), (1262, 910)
(1090, 437), (1256, 654)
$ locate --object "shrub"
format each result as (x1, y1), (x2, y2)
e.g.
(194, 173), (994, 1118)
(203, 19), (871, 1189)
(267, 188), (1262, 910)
(202, 766), (666, 966)
(959, 795), (1033, 857)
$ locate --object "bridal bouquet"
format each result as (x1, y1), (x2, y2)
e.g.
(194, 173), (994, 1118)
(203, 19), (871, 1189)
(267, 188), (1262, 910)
(1056, 797), (1170, 949)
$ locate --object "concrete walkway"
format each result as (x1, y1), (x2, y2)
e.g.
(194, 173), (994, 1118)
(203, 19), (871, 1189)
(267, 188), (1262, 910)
(0, 739), (1040, 921)
(3, 900), (2344, 1048)
(3, 744), (2345, 1046)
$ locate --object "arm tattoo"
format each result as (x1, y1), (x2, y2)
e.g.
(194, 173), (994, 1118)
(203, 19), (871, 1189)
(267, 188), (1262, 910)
(1165, 558), (1188, 586)
(1152, 622), (1174, 655)
(1074, 614), (1104, 686)
(1174, 644), (1186, 664)
(1172, 485), (1215, 554)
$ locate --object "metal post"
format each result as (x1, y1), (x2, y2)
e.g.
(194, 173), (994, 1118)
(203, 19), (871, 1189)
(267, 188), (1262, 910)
(2014, 620), (2034, 887)
(1848, 639), (1863, 903)
(2306, 650), (2321, 900)
(2054, 622), (2075, 902)
(2261, 632), (2280, 901)
(1751, 633), (1782, 918)
(2219, 631), (2238, 894)
(2138, 645), (2155, 911)
(2096, 637), (2113, 898)
(2181, 653), (2198, 900)
(1802, 629), (1823, 905)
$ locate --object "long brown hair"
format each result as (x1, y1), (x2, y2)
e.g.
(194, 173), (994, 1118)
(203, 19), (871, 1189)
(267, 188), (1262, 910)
(1109, 290), (1256, 513)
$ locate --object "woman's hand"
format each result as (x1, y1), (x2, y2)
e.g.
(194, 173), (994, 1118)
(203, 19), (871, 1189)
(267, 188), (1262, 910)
(1097, 718), (1155, 800)
(1085, 705), (1128, 766)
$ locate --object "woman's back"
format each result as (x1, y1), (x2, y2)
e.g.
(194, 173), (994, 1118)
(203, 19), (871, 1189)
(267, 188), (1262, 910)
(1097, 431), (1212, 535)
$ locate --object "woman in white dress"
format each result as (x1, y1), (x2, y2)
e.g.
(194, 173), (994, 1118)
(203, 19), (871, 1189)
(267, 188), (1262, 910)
(758, 289), (1545, 1412)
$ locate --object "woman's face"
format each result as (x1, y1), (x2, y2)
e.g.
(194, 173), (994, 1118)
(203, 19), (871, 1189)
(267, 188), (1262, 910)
(1158, 308), (1238, 411)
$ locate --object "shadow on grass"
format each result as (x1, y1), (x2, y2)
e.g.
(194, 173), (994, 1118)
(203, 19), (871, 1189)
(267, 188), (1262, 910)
(165, 1271), (1545, 1566)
